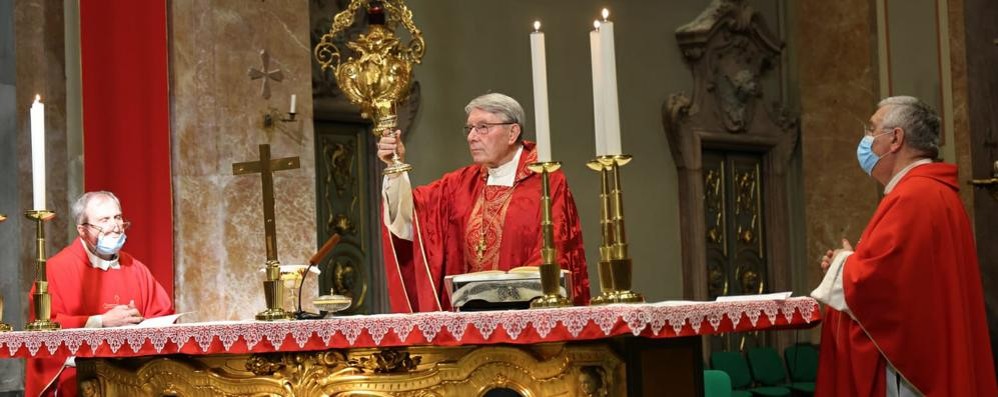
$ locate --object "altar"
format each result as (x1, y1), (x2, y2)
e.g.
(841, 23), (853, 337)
(1, 298), (818, 396)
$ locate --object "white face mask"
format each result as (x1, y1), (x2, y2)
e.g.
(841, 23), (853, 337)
(95, 233), (127, 256)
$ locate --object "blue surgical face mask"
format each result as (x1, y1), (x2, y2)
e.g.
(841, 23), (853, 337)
(856, 131), (892, 176)
(95, 233), (126, 256)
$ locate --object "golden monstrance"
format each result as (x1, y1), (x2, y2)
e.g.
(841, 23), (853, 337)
(314, 0), (424, 175)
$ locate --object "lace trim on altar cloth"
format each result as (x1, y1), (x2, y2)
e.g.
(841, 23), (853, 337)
(1, 298), (818, 357)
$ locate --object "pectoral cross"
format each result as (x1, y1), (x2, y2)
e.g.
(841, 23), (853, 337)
(233, 144), (300, 261)
(476, 235), (487, 262)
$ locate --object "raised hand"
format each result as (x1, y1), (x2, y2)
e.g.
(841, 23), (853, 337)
(377, 129), (405, 166)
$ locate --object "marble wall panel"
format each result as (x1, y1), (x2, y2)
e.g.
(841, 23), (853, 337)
(797, 0), (881, 288)
(171, 0), (317, 322)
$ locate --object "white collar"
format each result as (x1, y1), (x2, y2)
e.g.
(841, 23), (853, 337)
(80, 238), (120, 271)
(884, 159), (932, 194)
(486, 145), (523, 187)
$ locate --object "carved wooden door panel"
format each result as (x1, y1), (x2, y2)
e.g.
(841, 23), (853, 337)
(703, 150), (767, 299)
(703, 150), (767, 352)
(314, 121), (380, 314)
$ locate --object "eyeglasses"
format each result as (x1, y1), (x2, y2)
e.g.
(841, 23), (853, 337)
(463, 122), (514, 136)
(863, 122), (896, 137)
(81, 218), (132, 234)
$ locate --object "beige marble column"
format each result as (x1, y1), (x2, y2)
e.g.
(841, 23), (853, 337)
(170, 0), (317, 321)
(14, 0), (71, 308)
(797, 0), (881, 286)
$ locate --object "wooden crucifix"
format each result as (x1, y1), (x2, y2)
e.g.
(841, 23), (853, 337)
(233, 144), (300, 262)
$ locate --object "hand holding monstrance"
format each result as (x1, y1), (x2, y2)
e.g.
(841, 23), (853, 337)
(314, 0), (424, 175)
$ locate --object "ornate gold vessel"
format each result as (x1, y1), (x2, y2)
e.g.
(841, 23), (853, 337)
(314, 0), (424, 175)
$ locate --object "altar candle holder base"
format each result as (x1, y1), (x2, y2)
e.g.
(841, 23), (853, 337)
(607, 258), (644, 303)
(527, 161), (572, 309)
(589, 260), (616, 305)
(257, 261), (292, 321)
(376, 114), (414, 175)
(25, 210), (61, 331)
(530, 263), (572, 309)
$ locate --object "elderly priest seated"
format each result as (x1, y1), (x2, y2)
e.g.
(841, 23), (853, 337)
(377, 93), (590, 312)
(26, 191), (174, 397)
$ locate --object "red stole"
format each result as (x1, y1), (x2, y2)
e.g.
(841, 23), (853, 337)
(381, 141), (590, 312)
(25, 240), (174, 397)
(815, 163), (997, 396)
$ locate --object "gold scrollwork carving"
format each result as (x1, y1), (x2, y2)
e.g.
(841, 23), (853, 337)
(76, 343), (626, 396)
(705, 164), (726, 249)
(348, 348), (422, 373)
(314, 0), (424, 121)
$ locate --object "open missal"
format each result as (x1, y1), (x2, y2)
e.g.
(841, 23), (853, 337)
(444, 266), (573, 311)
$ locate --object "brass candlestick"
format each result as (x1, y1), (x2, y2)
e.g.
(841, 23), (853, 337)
(586, 155), (644, 304)
(25, 210), (60, 331)
(527, 161), (572, 309)
(314, 0), (424, 175)
(257, 260), (290, 321)
(0, 213), (10, 332)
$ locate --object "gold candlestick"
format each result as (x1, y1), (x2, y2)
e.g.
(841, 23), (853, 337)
(587, 155), (644, 304)
(526, 161), (572, 309)
(25, 210), (60, 331)
(0, 214), (10, 332)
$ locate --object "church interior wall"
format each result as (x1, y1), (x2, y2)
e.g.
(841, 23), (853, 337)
(168, 0), (319, 322)
(0, 0), (24, 390)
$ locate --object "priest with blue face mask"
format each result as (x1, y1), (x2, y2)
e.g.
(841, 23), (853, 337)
(810, 96), (996, 397)
(25, 191), (173, 397)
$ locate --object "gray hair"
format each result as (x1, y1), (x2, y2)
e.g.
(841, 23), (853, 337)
(877, 96), (940, 158)
(71, 191), (121, 225)
(465, 93), (525, 134)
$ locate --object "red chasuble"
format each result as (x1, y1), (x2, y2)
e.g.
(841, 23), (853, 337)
(381, 141), (590, 312)
(815, 163), (997, 396)
(25, 239), (174, 397)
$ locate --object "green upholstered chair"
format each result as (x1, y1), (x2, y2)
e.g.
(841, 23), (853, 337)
(710, 351), (790, 397)
(783, 344), (818, 395)
(704, 370), (734, 397)
(746, 347), (813, 396)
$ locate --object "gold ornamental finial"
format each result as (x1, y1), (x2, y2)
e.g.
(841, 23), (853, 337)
(314, 0), (424, 174)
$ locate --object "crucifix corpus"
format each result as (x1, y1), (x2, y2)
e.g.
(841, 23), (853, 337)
(233, 143), (300, 321)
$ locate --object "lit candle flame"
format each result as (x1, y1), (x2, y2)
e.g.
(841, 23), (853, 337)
(533, 21), (541, 32)
(593, 20), (601, 30)
(602, 8), (610, 21)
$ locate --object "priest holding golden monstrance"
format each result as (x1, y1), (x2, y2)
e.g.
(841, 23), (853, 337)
(377, 93), (590, 312)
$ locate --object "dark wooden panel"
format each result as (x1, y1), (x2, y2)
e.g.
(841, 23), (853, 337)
(964, 0), (998, 374)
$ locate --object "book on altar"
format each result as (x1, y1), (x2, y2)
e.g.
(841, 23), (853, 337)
(124, 311), (193, 328)
(444, 266), (573, 312)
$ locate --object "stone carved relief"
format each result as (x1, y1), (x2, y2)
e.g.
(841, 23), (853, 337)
(661, 0), (798, 304)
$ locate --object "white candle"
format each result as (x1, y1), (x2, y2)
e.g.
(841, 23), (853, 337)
(530, 21), (552, 163)
(599, 9), (622, 155)
(30, 95), (46, 210)
(590, 21), (606, 156)
(289, 94), (297, 114)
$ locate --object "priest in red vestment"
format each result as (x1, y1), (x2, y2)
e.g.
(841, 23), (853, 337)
(812, 96), (997, 396)
(25, 191), (174, 397)
(376, 93), (589, 312)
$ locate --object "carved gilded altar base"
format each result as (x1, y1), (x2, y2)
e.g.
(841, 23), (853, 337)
(77, 343), (624, 397)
